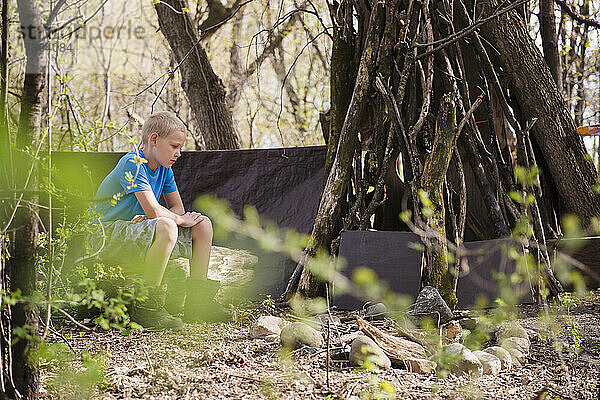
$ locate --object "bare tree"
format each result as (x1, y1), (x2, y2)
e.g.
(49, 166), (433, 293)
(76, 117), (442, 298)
(155, 0), (241, 149)
(5, 0), (48, 397)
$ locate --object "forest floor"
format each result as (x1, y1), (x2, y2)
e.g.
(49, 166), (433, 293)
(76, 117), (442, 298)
(39, 290), (600, 399)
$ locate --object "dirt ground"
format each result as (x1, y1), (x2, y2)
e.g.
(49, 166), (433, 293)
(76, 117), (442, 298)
(41, 291), (600, 400)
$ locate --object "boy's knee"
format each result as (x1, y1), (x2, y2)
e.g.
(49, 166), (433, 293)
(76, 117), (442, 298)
(155, 217), (178, 243)
(192, 216), (213, 240)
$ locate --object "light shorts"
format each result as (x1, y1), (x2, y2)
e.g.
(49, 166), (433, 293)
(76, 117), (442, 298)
(88, 218), (193, 267)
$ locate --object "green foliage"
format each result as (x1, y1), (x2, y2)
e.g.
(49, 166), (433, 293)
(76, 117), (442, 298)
(33, 342), (108, 400)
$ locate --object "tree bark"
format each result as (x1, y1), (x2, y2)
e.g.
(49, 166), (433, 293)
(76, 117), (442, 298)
(155, 0), (241, 150)
(477, 0), (600, 225)
(539, 0), (562, 88)
(322, 5), (355, 192)
(418, 92), (458, 309)
(295, 2), (385, 298)
(9, 0), (46, 397)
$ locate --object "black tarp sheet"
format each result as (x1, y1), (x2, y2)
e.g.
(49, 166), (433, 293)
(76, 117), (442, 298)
(52, 146), (327, 297)
(333, 231), (535, 309)
(333, 231), (423, 309)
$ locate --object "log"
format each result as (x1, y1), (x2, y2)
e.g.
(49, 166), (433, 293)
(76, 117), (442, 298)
(356, 316), (426, 364)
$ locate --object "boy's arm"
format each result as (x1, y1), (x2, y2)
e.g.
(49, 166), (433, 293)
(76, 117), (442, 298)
(163, 190), (185, 215)
(134, 190), (200, 227)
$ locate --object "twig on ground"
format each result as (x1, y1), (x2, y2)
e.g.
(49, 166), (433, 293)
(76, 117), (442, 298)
(142, 346), (155, 375)
(56, 307), (92, 332)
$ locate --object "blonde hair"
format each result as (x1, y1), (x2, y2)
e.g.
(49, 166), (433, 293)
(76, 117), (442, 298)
(141, 111), (186, 144)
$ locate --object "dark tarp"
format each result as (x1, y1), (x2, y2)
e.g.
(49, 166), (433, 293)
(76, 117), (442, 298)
(52, 146), (327, 297)
(333, 231), (423, 309)
(333, 231), (534, 309)
(548, 237), (600, 289)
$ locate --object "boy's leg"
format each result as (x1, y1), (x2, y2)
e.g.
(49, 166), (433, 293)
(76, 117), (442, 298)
(144, 217), (178, 285)
(130, 217), (183, 330)
(184, 216), (231, 322)
(189, 216), (213, 279)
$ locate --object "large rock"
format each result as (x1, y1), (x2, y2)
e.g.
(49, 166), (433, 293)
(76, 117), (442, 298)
(403, 358), (437, 374)
(410, 286), (454, 326)
(280, 322), (324, 349)
(207, 246), (258, 286)
(496, 322), (529, 342)
(251, 316), (286, 339)
(349, 335), (391, 370)
(441, 343), (483, 376)
(473, 350), (501, 375)
(442, 320), (463, 344)
(173, 246), (258, 303)
(500, 337), (530, 355)
(484, 346), (512, 370)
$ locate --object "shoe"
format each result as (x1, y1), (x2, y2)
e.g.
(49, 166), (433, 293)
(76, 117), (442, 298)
(130, 285), (184, 330)
(164, 262), (188, 316)
(183, 278), (232, 323)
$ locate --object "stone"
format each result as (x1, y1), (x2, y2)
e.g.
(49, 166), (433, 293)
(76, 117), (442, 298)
(496, 322), (529, 342)
(403, 358), (437, 374)
(365, 303), (387, 320)
(315, 314), (342, 327)
(251, 316), (286, 339)
(410, 286), (454, 326)
(473, 350), (501, 375)
(500, 336), (530, 355)
(264, 334), (280, 344)
(442, 320), (463, 344)
(441, 343), (483, 376)
(506, 347), (525, 365)
(280, 322), (324, 349)
(349, 335), (391, 370)
(484, 346), (512, 370)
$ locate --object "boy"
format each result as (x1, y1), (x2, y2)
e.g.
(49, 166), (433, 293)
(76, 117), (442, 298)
(91, 111), (230, 330)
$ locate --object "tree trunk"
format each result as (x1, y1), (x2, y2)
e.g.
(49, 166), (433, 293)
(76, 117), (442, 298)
(539, 0), (562, 88)
(418, 93), (458, 309)
(9, 0), (46, 397)
(322, 3), (356, 192)
(477, 0), (600, 225)
(155, 0), (241, 150)
(295, 2), (386, 298)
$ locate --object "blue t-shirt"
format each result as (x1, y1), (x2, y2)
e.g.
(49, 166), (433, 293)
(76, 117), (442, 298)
(93, 150), (178, 221)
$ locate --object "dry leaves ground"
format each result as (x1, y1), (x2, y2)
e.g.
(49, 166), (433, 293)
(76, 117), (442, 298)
(41, 291), (600, 400)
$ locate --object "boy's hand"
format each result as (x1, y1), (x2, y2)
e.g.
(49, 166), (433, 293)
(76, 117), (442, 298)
(131, 214), (148, 224)
(179, 211), (203, 227)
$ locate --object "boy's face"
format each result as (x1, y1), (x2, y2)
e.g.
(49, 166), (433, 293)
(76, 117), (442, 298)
(149, 130), (186, 168)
